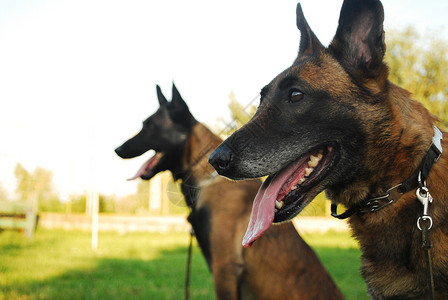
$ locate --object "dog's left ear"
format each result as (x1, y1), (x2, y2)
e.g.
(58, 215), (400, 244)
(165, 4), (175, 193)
(156, 85), (168, 107)
(295, 3), (324, 60)
(329, 0), (386, 78)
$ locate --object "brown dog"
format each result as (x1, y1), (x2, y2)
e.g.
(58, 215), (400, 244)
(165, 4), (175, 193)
(115, 84), (344, 299)
(209, 0), (447, 299)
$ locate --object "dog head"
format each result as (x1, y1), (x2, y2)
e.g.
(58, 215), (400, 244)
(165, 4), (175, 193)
(115, 84), (196, 181)
(209, 0), (391, 246)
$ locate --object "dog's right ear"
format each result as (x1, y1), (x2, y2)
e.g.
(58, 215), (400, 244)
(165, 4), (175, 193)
(329, 0), (386, 79)
(170, 83), (197, 128)
(156, 85), (168, 107)
(171, 83), (190, 113)
(295, 3), (324, 61)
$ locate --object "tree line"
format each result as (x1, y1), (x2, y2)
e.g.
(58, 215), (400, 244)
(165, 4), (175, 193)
(2, 163), (187, 215)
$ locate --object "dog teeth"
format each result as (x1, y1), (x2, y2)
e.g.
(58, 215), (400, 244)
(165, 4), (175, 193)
(284, 151), (324, 198)
(275, 200), (284, 209)
(305, 167), (313, 177)
(308, 156), (319, 167)
(308, 152), (323, 168)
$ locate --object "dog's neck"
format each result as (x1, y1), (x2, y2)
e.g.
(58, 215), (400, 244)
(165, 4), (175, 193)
(330, 83), (438, 208)
(348, 142), (448, 298)
(385, 84), (436, 178)
(176, 123), (222, 208)
(338, 83), (448, 297)
(181, 122), (222, 185)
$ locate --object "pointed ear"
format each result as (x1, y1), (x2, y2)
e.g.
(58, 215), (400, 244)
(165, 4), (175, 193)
(329, 0), (386, 77)
(156, 85), (168, 107)
(169, 83), (196, 128)
(295, 3), (324, 60)
(171, 83), (189, 111)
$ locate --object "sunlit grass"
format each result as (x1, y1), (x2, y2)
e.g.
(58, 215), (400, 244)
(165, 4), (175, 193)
(301, 231), (367, 299)
(0, 228), (368, 300)
(0, 229), (213, 300)
(301, 230), (359, 249)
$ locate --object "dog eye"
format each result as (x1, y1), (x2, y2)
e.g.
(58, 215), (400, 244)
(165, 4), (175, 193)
(143, 122), (155, 131)
(288, 90), (304, 103)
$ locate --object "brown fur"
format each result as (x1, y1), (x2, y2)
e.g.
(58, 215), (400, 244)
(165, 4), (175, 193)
(187, 123), (344, 299)
(347, 117), (448, 299)
(208, 1), (448, 298)
(294, 37), (448, 300)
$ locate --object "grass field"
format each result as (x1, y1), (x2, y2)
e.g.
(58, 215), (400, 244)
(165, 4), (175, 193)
(0, 228), (368, 300)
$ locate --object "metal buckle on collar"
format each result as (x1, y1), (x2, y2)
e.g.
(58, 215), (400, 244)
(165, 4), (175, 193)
(359, 184), (403, 213)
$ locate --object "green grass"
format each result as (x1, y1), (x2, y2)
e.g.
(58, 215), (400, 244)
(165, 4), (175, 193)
(0, 228), (367, 300)
(301, 231), (368, 299)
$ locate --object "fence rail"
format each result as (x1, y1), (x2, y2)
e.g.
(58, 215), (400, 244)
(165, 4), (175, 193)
(0, 202), (37, 240)
(37, 213), (349, 234)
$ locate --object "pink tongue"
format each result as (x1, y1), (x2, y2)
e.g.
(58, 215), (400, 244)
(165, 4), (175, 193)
(242, 162), (301, 248)
(127, 153), (162, 181)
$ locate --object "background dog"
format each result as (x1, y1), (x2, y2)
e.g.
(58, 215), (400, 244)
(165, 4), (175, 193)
(209, 0), (448, 299)
(115, 84), (343, 299)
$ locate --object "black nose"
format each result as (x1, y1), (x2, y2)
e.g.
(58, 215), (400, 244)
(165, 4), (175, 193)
(208, 144), (232, 174)
(115, 146), (125, 158)
(115, 145), (136, 159)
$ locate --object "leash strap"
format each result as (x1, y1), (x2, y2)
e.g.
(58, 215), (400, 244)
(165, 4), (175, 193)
(185, 228), (194, 300)
(331, 203), (358, 219)
(417, 185), (435, 300)
(421, 223), (435, 300)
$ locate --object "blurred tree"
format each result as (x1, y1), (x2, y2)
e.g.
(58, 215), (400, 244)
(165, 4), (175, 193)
(69, 193), (116, 213)
(216, 92), (257, 137)
(114, 173), (189, 215)
(14, 163), (34, 202)
(136, 179), (150, 209)
(39, 197), (65, 212)
(114, 180), (149, 214)
(33, 167), (55, 204)
(99, 194), (116, 213)
(0, 183), (9, 201)
(70, 194), (87, 213)
(14, 163), (60, 211)
(385, 27), (448, 129)
(228, 91), (257, 129)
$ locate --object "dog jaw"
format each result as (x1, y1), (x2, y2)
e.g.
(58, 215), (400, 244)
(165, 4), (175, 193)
(243, 145), (339, 247)
(127, 152), (164, 181)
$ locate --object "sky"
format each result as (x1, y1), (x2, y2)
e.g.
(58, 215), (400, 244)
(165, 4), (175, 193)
(0, 0), (447, 200)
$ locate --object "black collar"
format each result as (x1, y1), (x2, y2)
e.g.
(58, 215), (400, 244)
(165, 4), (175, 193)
(331, 126), (443, 219)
